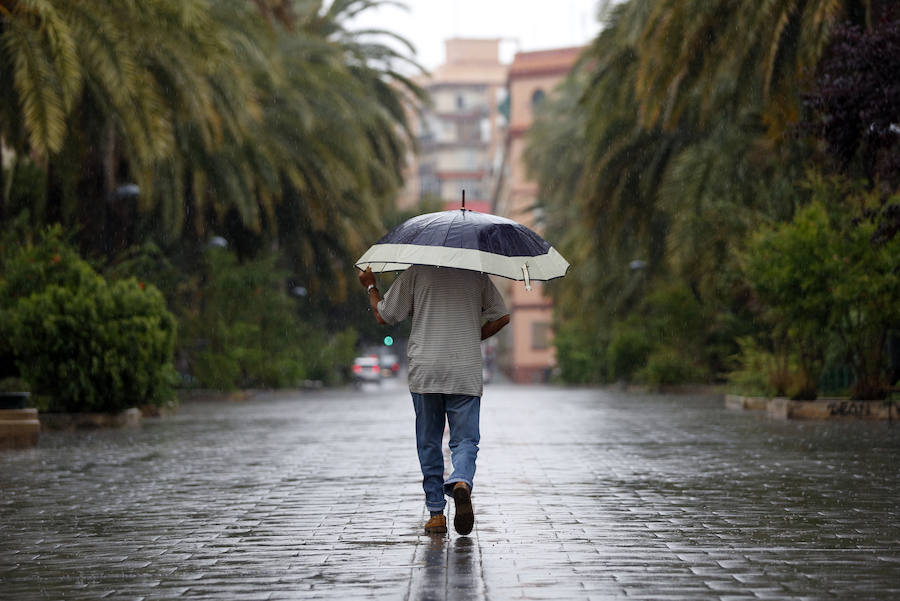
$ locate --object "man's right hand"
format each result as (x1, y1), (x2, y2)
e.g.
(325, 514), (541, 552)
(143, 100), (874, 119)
(359, 267), (386, 324)
(358, 267), (376, 289)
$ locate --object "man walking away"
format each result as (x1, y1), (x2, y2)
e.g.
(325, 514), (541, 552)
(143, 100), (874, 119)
(359, 265), (509, 535)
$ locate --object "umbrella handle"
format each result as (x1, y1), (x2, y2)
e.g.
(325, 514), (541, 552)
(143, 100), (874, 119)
(522, 263), (532, 291)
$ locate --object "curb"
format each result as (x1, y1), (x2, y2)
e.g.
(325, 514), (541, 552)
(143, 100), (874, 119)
(725, 394), (898, 420)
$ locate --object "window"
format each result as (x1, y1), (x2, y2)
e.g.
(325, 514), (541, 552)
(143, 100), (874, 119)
(457, 149), (480, 170)
(531, 322), (551, 350)
(418, 167), (440, 197)
(457, 120), (481, 142)
(531, 89), (546, 108)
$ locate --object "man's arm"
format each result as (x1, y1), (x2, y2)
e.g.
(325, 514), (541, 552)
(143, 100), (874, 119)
(481, 314), (510, 340)
(358, 267), (387, 325)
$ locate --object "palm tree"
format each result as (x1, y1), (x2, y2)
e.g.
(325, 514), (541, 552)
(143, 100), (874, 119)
(0, 0), (265, 253)
(1, 0), (83, 158)
(2, 0), (422, 296)
(121, 0), (421, 305)
(634, 0), (883, 137)
(275, 0), (423, 299)
(525, 0), (838, 381)
(527, 1), (684, 326)
(0, 0), (236, 166)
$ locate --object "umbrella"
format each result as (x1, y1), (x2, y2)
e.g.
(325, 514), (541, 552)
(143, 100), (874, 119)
(355, 205), (569, 290)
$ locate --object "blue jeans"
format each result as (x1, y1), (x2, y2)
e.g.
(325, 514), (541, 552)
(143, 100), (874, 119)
(411, 393), (481, 513)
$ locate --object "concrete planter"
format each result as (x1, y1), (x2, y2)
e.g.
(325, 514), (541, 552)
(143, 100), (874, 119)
(0, 408), (41, 449)
(726, 394), (898, 420)
(139, 404), (178, 418)
(40, 407), (143, 430)
(724, 394), (769, 411)
(767, 397), (897, 420)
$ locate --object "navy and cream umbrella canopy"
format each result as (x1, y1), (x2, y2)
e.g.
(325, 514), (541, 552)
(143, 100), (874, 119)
(355, 209), (569, 286)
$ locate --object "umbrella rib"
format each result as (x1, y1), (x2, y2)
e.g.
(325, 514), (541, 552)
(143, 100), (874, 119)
(416, 212), (451, 246)
(439, 210), (462, 249)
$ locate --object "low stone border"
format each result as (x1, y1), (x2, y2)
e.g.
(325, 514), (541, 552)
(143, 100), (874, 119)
(724, 394), (769, 411)
(769, 397), (897, 420)
(726, 394), (898, 420)
(40, 408), (143, 430)
(139, 404), (178, 418)
(0, 408), (41, 449)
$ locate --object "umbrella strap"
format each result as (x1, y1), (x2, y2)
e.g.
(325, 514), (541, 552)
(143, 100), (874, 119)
(521, 263), (532, 291)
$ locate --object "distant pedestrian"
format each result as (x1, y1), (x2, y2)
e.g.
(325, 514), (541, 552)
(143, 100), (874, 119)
(359, 265), (509, 535)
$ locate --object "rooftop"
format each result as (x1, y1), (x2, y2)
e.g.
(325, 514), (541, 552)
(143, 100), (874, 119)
(508, 46), (584, 79)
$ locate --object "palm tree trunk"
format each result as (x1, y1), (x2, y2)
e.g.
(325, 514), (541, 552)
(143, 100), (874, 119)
(0, 137), (14, 223)
(44, 161), (63, 225)
(0, 141), (5, 224)
(102, 121), (116, 201)
(101, 121), (119, 254)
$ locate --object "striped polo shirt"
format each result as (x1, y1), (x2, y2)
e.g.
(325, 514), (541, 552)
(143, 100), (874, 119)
(377, 265), (508, 397)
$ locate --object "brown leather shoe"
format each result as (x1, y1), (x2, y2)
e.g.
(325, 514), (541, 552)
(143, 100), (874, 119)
(424, 513), (447, 533)
(452, 482), (474, 535)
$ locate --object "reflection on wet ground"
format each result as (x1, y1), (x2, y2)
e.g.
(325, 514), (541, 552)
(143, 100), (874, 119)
(1, 385), (899, 599)
(408, 534), (484, 601)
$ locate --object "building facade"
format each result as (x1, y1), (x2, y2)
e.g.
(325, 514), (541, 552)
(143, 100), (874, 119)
(398, 39), (508, 214)
(493, 47), (582, 383)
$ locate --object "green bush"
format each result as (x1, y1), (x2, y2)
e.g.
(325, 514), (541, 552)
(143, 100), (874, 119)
(8, 276), (177, 413)
(607, 325), (652, 382)
(182, 248), (356, 389)
(105, 242), (183, 307)
(0, 226), (96, 307)
(298, 326), (357, 385)
(1, 229), (177, 412)
(636, 347), (708, 387)
(1, 226), (90, 378)
(744, 179), (900, 399)
(553, 320), (607, 384)
(725, 336), (802, 397)
(642, 284), (708, 347)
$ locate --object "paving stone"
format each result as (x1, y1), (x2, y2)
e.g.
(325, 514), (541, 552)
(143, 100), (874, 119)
(1, 384), (899, 599)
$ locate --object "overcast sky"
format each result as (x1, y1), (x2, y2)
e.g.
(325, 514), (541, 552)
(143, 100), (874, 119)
(347, 0), (604, 70)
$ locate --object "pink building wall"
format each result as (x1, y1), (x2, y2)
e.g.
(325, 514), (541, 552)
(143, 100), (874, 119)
(495, 47), (582, 383)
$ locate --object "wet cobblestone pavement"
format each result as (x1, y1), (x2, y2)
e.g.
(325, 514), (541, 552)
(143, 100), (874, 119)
(2, 383), (899, 600)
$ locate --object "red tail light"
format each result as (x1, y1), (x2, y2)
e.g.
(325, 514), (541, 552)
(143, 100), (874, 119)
(352, 365), (362, 373)
(392, 363), (399, 372)
(371, 365), (380, 373)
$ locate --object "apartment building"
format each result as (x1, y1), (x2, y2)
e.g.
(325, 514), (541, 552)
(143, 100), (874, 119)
(494, 46), (582, 383)
(399, 39), (508, 214)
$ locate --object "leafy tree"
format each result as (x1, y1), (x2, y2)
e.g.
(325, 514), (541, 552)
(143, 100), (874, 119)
(1, 0), (422, 286)
(634, 0), (887, 137)
(526, 2), (677, 350)
(606, 324), (652, 383)
(744, 180), (900, 399)
(527, 0), (892, 388)
(802, 14), (900, 243)
(179, 246), (356, 389)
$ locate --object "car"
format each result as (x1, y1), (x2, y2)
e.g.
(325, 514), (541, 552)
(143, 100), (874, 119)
(352, 355), (382, 385)
(379, 353), (401, 377)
